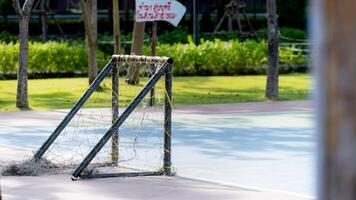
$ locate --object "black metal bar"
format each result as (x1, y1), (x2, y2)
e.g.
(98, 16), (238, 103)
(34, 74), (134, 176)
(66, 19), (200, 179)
(81, 171), (163, 179)
(72, 59), (173, 178)
(111, 62), (119, 163)
(163, 63), (172, 175)
(33, 59), (115, 161)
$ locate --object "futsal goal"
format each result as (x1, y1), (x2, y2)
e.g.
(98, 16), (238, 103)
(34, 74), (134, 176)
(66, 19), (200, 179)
(30, 55), (173, 179)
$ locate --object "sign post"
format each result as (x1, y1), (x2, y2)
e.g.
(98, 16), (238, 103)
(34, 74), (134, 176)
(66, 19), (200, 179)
(149, 21), (158, 106)
(135, 0), (186, 106)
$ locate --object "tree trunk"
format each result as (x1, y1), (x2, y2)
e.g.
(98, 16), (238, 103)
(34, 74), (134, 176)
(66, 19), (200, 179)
(87, 41), (97, 84)
(81, 0), (98, 85)
(126, 21), (145, 85)
(89, 0), (97, 85)
(130, 22), (145, 55)
(314, 0), (356, 199)
(40, 0), (48, 41)
(265, 0), (279, 100)
(12, 0), (35, 109)
(16, 16), (29, 109)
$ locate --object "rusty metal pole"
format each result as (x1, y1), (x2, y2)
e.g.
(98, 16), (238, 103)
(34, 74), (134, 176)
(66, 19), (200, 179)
(111, 0), (121, 164)
(163, 63), (172, 175)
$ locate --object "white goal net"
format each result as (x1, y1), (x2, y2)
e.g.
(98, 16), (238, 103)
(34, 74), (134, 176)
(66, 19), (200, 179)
(1, 55), (173, 178)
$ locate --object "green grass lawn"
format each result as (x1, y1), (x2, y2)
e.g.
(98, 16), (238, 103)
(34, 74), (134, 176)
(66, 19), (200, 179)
(0, 74), (311, 111)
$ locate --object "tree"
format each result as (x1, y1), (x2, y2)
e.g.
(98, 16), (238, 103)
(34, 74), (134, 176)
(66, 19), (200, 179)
(80, 0), (98, 85)
(126, 21), (145, 85)
(12, 0), (36, 109)
(314, 0), (356, 199)
(265, 0), (279, 100)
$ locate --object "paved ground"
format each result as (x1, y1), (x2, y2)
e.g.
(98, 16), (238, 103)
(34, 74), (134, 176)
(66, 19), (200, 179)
(0, 101), (315, 200)
(1, 175), (312, 200)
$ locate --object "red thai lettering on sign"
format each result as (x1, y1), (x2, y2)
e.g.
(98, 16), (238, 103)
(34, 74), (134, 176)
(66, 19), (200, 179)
(137, 1), (176, 21)
(135, 0), (186, 26)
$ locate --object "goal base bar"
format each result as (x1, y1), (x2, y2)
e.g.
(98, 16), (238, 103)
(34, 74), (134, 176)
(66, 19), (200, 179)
(73, 171), (164, 179)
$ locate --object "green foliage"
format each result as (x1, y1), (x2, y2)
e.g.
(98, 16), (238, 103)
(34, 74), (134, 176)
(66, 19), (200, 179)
(0, 32), (18, 43)
(279, 27), (307, 40)
(279, 46), (307, 66)
(256, 27), (307, 40)
(201, 31), (241, 42)
(145, 39), (307, 76)
(156, 28), (241, 44)
(157, 27), (307, 44)
(0, 41), (108, 75)
(0, 42), (18, 74)
(0, 39), (307, 77)
(158, 27), (190, 44)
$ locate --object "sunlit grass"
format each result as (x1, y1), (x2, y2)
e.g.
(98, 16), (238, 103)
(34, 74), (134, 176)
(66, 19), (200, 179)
(0, 74), (311, 111)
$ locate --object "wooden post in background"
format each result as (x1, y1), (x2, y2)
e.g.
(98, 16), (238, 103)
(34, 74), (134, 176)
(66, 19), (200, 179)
(126, 21), (146, 84)
(314, 0), (356, 199)
(80, 0), (98, 85)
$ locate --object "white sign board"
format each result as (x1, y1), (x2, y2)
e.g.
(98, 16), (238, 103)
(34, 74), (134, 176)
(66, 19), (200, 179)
(135, 0), (186, 27)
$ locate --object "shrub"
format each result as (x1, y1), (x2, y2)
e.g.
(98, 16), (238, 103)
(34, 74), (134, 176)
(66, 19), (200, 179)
(158, 27), (190, 44)
(256, 27), (307, 40)
(0, 41), (108, 75)
(0, 39), (307, 78)
(145, 39), (307, 76)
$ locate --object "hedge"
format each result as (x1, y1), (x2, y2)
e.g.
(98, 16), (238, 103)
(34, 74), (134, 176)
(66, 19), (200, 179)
(0, 41), (108, 75)
(145, 39), (308, 76)
(0, 40), (307, 78)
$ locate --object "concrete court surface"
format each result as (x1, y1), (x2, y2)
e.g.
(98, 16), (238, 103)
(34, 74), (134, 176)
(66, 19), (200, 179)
(1, 175), (312, 200)
(0, 101), (315, 200)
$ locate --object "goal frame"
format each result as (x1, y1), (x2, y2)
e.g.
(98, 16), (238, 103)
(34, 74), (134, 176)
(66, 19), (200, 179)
(33, 55), (173, 179)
